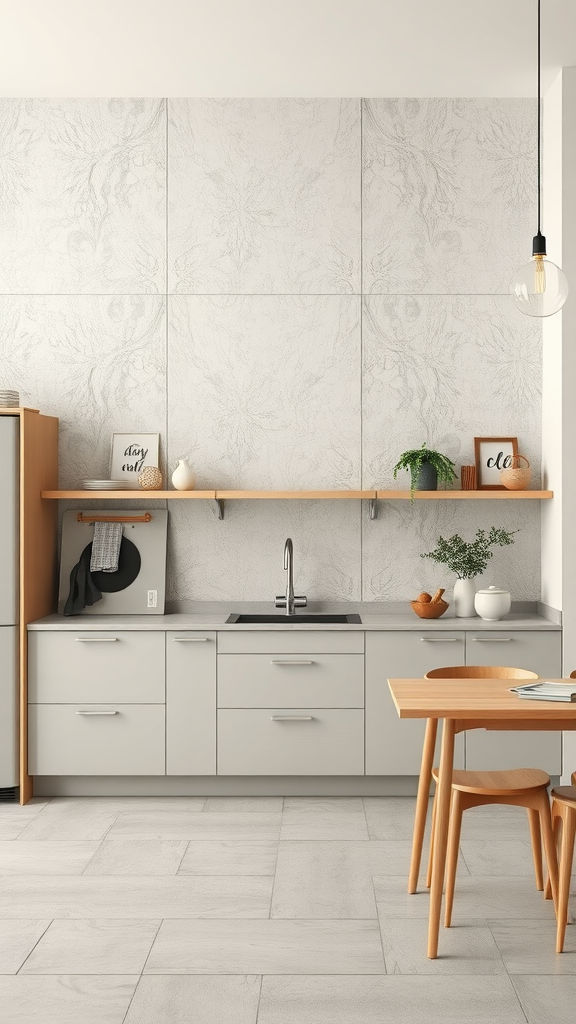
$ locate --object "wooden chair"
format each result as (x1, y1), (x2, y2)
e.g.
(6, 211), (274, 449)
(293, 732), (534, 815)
(409, 665), (556, 928)
(548, 784), (576, 952)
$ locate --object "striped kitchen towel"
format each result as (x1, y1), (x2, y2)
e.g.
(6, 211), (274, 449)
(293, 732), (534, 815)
(90, 522), (123, 573)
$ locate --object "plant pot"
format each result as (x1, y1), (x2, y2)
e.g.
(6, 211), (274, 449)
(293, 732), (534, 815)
(411, 461), (438, 491)
(453, 578), (477, 618)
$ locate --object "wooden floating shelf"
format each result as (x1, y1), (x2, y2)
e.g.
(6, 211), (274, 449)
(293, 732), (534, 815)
(42, 488), (553, 501)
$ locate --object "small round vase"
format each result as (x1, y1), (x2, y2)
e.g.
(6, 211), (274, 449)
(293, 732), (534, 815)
(172, 458), (196, 491)
(453, 578), (477, 618)
(474, 586), (511, 621)
(411, 461), (438, 491)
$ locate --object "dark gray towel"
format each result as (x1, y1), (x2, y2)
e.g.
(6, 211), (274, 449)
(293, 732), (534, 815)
(63, 545), (102, 615)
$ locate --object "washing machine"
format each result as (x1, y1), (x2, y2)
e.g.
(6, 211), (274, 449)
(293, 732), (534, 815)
(59, 509), (168, 615)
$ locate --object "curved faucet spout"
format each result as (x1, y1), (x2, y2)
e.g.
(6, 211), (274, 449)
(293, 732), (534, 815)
(274, 538), (307, 616)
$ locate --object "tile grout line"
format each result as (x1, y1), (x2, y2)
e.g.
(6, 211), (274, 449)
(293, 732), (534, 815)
(254, 974), (264, 1024)
(14, 919), (54, 974)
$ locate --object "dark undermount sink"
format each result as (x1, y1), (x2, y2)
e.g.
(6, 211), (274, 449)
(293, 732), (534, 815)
(226, 613), (362, 624)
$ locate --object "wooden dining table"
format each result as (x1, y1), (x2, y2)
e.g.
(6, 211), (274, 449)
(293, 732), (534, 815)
(388, 676), (576, 959)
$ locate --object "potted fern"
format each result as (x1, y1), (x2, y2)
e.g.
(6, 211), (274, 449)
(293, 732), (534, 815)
(393, 443), (456, 499)
(422, 527), (516, 617)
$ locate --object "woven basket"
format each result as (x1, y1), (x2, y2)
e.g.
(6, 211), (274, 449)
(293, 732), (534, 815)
(500, 454), (531, 490)
(410, 599), (449, 619)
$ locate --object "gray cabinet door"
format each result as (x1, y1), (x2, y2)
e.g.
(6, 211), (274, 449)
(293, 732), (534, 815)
(464, 630), (562, 773)
(217, 654), (364, 708)
(218, 709), (364, 775)
(166, 633), (216, 775)
(365, 631), (466, 775)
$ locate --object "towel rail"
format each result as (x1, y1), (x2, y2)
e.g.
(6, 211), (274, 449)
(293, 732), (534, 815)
(76, 512), (152, 524)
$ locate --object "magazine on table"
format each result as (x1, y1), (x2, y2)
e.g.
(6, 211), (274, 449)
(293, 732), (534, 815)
(509, 682), (576, 703)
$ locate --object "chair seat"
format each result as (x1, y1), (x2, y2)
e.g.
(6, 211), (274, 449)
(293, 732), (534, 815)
(431, 766), (550, 796)
(551, 785), (576, 806)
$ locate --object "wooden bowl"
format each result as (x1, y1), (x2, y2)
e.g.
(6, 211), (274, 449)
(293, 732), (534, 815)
(410, 599), (449, 619)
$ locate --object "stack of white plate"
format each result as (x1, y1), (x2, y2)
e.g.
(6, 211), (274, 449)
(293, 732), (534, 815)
(82, 479), (126, 490)
(0, 389), (19, 408)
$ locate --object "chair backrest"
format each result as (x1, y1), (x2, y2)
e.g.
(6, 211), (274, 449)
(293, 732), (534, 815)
(424, 665), (538, 680)
(570, 670), (576, 679)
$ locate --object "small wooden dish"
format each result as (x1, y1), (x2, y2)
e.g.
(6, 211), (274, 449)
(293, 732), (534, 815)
(410, 599), (449, 619)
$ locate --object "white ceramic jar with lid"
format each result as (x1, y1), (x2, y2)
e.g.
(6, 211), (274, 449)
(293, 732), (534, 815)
(474, 586), (511, 621)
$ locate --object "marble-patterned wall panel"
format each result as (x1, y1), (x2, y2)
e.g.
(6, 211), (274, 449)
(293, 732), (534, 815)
(167, 499), (361, 602)
(363, 98), (536, 294)
(362, 295), (541, 490)
(0, 295), (165, 487)
(0, 99), (165, 294)
(168, 98), (360, 294)
(168, 295), (361, 489)
(362, 498), (540, 602)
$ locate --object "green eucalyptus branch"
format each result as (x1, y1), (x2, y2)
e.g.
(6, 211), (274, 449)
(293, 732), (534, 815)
(421, 527), (517, 580)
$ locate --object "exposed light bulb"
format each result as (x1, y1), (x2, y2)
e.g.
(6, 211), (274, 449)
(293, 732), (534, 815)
(510, 253), (569, 318)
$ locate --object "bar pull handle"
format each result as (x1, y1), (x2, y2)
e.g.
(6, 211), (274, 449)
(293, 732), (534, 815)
(172, 637), (211, 642)
(75, 638), (118, 643)
(420, 638), (459, 642)
(271, 660), (314, 666)
(271, 715), (314, 721)
(75, 710), (119, 716)
(470, 637), (513, 642)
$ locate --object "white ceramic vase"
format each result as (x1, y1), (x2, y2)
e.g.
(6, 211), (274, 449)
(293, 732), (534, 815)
(474, 586), (511, 621)
(172, 458), (196, 491)
(453, 578), (477, 618)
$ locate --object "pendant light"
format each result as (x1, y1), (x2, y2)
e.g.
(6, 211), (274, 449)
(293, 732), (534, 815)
(510, 0), (568, 317)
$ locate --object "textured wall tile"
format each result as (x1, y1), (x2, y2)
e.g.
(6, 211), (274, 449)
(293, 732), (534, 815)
(168, 99), (360, 294)
(0, 296), (165, 487)
(167, 499), (361, 602)
(168, 295), (361, 489)
(362, 295), (541, 490)
(363, 98), (536, 294)
(0, 99), (165, 293)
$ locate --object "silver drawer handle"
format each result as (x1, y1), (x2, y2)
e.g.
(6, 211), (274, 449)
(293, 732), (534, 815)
(470, 637), (512, 642)
(420, 638), (459, 642)
(172, 637), (210, 642)
(271, 660), (314, 665)
(271, 715), (314, 721)
(75, 710), (119, 716)
(75, 638), (118, 642)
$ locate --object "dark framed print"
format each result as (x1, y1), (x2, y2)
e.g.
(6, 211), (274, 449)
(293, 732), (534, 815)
(474, 436), (519, 490)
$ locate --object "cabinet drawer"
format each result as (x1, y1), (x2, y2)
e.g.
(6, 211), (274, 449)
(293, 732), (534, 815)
(28, 704), (165, 775)
(217, 654), (364, 708)
(28, 631), (165, 703)
(218, 709), (364, 775)
(217, 631), (363, 655)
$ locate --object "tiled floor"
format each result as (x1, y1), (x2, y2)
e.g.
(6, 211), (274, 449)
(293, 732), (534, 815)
(0, 795), (574, 1022)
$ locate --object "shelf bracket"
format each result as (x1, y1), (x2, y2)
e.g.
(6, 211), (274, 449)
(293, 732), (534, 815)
(212, 498), (225, 521)
(368, 497), (378, 521)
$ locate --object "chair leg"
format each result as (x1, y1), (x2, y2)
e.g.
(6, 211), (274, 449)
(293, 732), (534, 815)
(444, 788), (464, 928)
(527, 807), (544, 891)
(545, 808), (563, 901)
(408, 717), (438, 894)
(426, 784), (438, 889)
(556, 804), (576, 954)
(536, 789), (558, 910)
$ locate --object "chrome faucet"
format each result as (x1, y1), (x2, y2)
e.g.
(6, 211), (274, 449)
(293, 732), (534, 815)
(275, 538), (307, 616)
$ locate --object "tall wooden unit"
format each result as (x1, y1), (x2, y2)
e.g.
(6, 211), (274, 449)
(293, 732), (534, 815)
(0, 409), (58, 804)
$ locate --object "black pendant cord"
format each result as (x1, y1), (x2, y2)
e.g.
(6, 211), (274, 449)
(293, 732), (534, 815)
(533, 0), (546, 255)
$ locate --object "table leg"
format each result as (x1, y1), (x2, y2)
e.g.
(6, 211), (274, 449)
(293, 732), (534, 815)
(427, 716), (455, 959)
(408, 717), (438, 893)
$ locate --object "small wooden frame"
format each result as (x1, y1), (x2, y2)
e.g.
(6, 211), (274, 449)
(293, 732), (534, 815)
(474, 436), (519, 490)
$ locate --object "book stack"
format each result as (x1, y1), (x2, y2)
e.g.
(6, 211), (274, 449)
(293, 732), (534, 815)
(510, 682), (576, 703)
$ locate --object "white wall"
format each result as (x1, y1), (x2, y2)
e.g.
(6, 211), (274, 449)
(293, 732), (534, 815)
(0, 97), (542, 604)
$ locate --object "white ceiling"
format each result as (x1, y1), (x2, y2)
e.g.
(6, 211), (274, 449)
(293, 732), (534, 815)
(0, 0), (575, 97)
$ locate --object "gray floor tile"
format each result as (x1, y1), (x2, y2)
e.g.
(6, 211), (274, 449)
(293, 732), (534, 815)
(179, 841), (278, 876)
(380, 916), (506, 974)
(0, 875), (273, 919)
(106, 812), (281, 842)
(258, 975), (527, 1023)
(17, 798), (207, 841)
(203, 797), (283, 813)
(0, 822), (31, 840)
(0, 920), (50, 974)
(83, 840), (188, 876)
(363, 797), (431, 841)
(124, 975), (261, 1023)
(0, 975), (138, 1023)
(374, 874), (557, 921)
(0, 841), (99, 875)
(20, 919), (160, 975)
(461, 839), (538, 876)
(281, 798), (368, 840)
(145, 919), (385, 974)
(456, 804), (533, 841)
(512, 975), (576, 1023)
(488, 919), (576, 973)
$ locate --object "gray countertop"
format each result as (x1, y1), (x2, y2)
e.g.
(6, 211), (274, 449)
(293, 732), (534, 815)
(28, 602), (561, 631)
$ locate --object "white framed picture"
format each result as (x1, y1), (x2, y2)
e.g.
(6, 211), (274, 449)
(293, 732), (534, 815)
(474, 436), (518, 489)
(110, 433), (160, 488)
